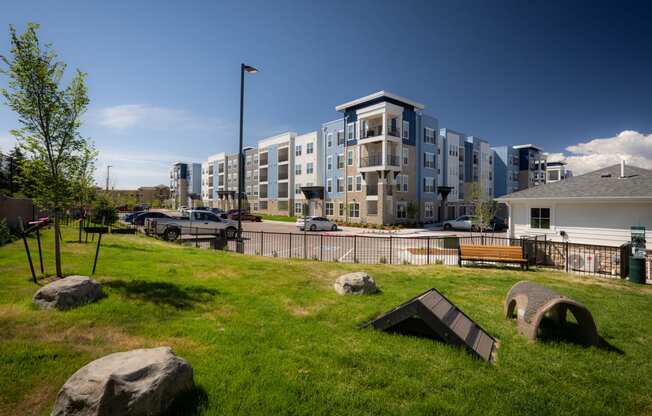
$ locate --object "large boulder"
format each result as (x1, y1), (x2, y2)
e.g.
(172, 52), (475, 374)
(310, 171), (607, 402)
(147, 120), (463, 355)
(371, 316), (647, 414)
(33, 275), (103, 310)
(52, 347), (194, 416)
(334, 272), (378, 295)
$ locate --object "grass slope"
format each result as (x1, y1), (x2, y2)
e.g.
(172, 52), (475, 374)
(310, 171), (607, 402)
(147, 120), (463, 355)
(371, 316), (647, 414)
(0, 227), (651, 415)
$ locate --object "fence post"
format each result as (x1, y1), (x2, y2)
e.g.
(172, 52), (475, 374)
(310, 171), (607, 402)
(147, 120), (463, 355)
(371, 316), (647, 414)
(289, 233), (292, 258)
(320, 234), (323, 261)
(304, 231), (307, 259)
(354, 235), (357, 263)
(195, 227), (198, 248)
(260, 231), (264, 256)
(565, 241), (569, 272)
(427, 237), (431, 265)
(389, 235), (393, 264)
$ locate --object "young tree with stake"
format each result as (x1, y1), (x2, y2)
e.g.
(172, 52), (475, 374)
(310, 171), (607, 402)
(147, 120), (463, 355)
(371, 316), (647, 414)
(1, 23), (95, 277)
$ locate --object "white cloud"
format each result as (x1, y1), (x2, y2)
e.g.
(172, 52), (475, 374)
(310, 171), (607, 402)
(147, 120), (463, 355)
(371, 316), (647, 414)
(94, 104), (223, 131)
(0, 133), (17, 151)
(549, 130), (652, 175)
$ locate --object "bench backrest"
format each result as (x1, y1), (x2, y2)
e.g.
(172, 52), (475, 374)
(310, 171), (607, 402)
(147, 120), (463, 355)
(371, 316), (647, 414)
(460, 244), (525, 260)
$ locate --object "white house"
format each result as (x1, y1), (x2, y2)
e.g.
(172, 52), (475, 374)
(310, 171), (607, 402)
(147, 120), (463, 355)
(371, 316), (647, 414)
(497, 163), (652, 249)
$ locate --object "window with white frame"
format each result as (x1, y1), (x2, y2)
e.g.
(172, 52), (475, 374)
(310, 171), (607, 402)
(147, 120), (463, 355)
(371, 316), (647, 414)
(338, 203), (344, 216)
(337, 177), (344, 192)
(403, 148), (409, 165)
(423, 177), (435, 193)
(337, 154), (345, 169)
(327, 133), (333, 147)
(347, 122), (355, 140)
(295, 164), (302, 175)
(424, 152), (435, 169)
(307, 142), (314, 154)
(306, 162), (313, 174)
(327, 156), (332, 170)
(396, 202), (407, 219)
(402, 120), (409, 140)
(355, 175), (362, 192)
(325, 202), (333, 216)
(295, 145), (302, 156)
(402, 174), (408, 192)
(396, 175), (402, 191)
(295, 184), (301, 195)
(425, 202), (434, 218)
(425, 128), (435, 144)
(347, 176), (353, 192)
(530, 208), (551, 229)
(295, 202), (303, 214)
(347, 150), (354, 166)
(327, 178), (332, 193)
(348, 202), (360, 217)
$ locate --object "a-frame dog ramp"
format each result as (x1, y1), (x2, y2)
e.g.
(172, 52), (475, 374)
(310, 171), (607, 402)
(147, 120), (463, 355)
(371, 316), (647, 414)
(363, 288), (498, 363)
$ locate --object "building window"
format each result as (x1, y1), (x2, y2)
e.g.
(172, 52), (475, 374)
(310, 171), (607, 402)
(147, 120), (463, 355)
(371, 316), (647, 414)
(278, 200), (289, 211)
(338, 203), (344, 216)
(402, 120), (409, 140)
(327, 156), (332, 171)
(396, 175), (402, 191)
(402, 174), (408, 192)
(337, 130), (345, 145)
(403, 148), (409, 165)
(347, 176), (353, 192)
(306, 162), (313, 174)
(295, 145), (302, 156)
(295, 184), (301, 195)
(367, 200), (378, 215)
(307, 142), (314, 154)
(396, 202), (407, 219)
(425, 202), (434, 218)
(424, 127), (435, 144)
(259, 200), (268, 210)
(295, 164), (302, 175)
(325, 202), (333, 216)
(530, 208), (551, 229)
(337, 154), (345, 169)
(347, 150), (354, 166)
(337, 178), (344, 192)
(327, 178), (332, 193)
(327, 133), (333, 147)
(424, 152), (435, 169)
(348, 202), (360, 217)
(423, 177), (435, 193)
(355, 175), (362, 192)
(347, 122), (355, 140)
(295, 202), (303, 214)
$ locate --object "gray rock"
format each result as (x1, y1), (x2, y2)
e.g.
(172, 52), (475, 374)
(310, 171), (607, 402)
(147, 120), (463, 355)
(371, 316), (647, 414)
(334, 272), (377, 295)
(52, 347), (194, 416)
(33, 275), (103, 310)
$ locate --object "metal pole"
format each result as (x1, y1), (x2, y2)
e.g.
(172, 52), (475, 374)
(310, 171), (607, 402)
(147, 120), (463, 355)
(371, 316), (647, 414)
(237, 63), (245, 253)
(36, 226), (44, 274)
(427, 237), (431, 265)
(18, 217), (36, 283)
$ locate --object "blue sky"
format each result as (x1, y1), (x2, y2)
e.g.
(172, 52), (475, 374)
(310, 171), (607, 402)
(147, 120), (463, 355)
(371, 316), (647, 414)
(1, 0), (651, 188)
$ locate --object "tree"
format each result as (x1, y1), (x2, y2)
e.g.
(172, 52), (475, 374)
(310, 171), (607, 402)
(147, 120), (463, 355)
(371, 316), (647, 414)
(91, 194), (118, 225)
(466, 178), (497, 234)
(1, 23), (94, 277)
(70, 145), (98, 241)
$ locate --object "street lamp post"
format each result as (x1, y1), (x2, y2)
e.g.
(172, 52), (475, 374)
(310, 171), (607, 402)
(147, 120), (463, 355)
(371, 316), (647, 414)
(237, 63), (258, 252)
(105, 165), (113, 191)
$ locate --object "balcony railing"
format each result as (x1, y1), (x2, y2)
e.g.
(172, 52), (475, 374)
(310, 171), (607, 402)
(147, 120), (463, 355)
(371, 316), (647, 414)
(362, 126), (383, 139)
(360, 153), (400, 168)
(387, 127), (400, 137)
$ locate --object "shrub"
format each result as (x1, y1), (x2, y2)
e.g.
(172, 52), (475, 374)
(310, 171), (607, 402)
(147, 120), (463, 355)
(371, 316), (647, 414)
(91, 195), (119, 225)
(0, 218), (13, 246)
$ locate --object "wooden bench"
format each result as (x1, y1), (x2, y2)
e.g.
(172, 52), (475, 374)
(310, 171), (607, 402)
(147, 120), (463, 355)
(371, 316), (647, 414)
(459, 244), (529, 269)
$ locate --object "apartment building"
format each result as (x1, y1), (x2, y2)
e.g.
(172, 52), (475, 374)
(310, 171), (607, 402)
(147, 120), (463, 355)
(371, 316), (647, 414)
(169, 162), (201, 208)
(258, 132), (296, 215)
(292, 131), (323, 216)
(464, 136), (494, 199)
(440, 128), (466, 219)
(492, 144), (546, 198)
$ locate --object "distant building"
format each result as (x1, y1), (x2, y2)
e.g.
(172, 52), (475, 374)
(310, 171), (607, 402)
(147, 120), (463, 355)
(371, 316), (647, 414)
(492, 144), (547, 198)
(107, 185), (171, 206)
(169, 162), (201, 208)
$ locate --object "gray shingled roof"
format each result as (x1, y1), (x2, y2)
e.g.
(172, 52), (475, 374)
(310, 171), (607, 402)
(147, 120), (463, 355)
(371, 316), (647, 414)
(497, 164), (652, 200)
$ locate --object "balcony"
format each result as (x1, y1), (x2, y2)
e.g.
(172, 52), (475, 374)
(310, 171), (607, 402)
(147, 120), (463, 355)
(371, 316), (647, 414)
(360, 153), (400, 168)
(366, 185), (378, 196)
(278, 148), (289, 163)
(362, 126), (383, 139)
(278, 164), (289, 181)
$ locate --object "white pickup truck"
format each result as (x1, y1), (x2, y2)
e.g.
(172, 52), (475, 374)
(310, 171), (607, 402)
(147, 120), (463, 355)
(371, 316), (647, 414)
(144, 210), (238, 241)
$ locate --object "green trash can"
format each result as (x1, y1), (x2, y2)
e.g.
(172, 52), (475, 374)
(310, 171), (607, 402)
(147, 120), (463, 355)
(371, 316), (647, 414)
(629, 257), (647, 284)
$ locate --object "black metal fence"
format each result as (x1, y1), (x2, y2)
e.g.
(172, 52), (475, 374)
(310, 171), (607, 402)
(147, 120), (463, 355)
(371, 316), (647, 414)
(169, 228), (649, 279)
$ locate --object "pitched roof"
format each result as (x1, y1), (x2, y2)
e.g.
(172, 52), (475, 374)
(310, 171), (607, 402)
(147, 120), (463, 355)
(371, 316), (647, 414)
(497, 164), (652, 200)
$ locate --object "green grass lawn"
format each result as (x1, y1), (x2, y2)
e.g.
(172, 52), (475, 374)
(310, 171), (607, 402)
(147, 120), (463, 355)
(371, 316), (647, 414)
(0, 227), (651, 415)
(258, 213), (297, 222)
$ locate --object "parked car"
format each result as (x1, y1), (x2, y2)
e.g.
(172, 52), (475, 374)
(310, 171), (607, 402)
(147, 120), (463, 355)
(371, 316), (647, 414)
(145, 210), (238, 241)
(133, 204), (149, 212)
(123, 212), (140, 224)
(132, 211), (171, 226)
(490, 217), (507, 231)
(210, 208), (224, 215)
(177, 205), (187, 213)
(442, 215), (475, 231)
(296, 216), (338, 231)
(228, 212), (262, 222)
